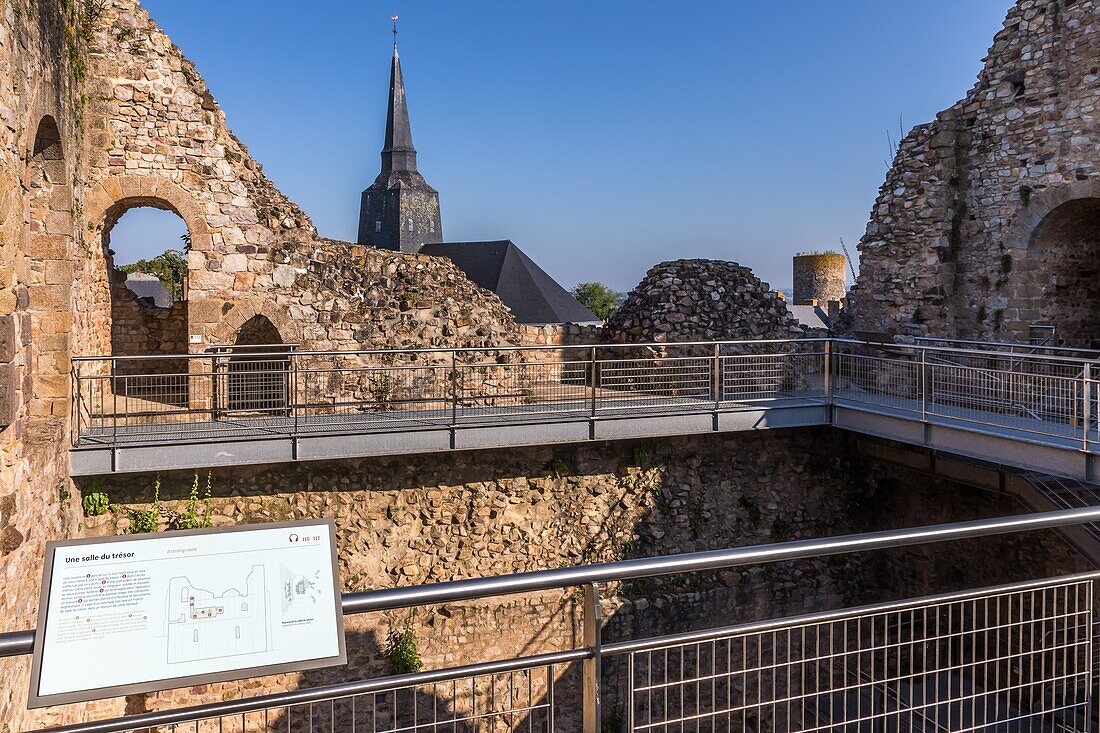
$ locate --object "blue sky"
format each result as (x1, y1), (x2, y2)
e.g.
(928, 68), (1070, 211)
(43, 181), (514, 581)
(113, 0), (1011, 292)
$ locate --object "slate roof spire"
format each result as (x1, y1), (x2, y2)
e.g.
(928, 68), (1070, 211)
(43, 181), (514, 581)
(357, 19), (442, 251)
(382, 19), (417, 173)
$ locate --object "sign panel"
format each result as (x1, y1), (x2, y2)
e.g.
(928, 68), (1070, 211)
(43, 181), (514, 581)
(28, 518), (346, 708)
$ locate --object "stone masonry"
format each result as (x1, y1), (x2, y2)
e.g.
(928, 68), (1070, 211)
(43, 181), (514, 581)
(849, 0), (1100, 346)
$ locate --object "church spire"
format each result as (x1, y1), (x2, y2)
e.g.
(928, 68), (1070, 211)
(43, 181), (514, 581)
(357, 18), (443, 252)
(382, 17), (417, 173)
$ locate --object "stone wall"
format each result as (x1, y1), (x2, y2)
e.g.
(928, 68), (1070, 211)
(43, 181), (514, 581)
(109, 273), (187, 367)
(849, 0), (1100, 345)
(56, 430), (1087, 726)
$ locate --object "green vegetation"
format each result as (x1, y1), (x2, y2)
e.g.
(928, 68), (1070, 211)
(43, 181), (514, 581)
(548, 457), (570, 479)
(127, 476), (162, 534)
(169, 472), (213, 530)
(385, 623), (423, 674)
(571, 282), (623, 321)
(119, 248), (187, 300)
(81, 489), (113, 517)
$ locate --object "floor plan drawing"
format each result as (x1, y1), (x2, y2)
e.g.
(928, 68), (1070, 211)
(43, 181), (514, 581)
(165, 566), (271, 664)
(281, 564), (324, 614)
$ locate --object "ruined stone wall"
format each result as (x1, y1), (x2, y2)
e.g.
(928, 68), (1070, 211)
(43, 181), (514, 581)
(68, 430), (879, 718)
(58, 431), (1086, 726)
(108, 275), (186, 360)
(849, 0), (1100, 345)
(73, 1), (520, 359)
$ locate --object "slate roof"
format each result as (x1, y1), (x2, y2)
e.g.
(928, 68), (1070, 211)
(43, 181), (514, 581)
(788, 304), (830, 330)
(124, 272), (174, 308)
(420, 241), (600, 325)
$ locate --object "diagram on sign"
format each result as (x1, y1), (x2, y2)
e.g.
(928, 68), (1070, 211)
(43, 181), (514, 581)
(281, 564), (325, 613)
(164, 566), (271, 664)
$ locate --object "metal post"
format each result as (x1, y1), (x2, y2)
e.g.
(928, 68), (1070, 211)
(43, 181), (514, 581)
(590, 347), (598, 418)
(712, 342), (721, 409)
(451, 350), (458, 426)
(920, 348), (928, 421)
(72, 362), (81, 445)
(823, 340), (832, 402)
(582, 582), (602, 733)
(111, 358), (118, 445)
(1083, 363), (1092, 452)
(291, 354), (299, 438)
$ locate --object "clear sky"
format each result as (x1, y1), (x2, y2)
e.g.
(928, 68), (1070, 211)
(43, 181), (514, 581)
(112, 0), (1011, 293)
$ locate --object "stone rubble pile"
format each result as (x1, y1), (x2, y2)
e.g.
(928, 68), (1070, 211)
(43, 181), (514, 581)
(604, 259), (796, 343)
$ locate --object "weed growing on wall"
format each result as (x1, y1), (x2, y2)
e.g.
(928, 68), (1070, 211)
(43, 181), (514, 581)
(127, 476), (162, 534)
(169, 472), (213, 530)
(385, 623), (423, 674)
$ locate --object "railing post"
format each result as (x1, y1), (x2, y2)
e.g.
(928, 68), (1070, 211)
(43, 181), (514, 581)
(590, 347), (598, 418)
(823, 340), (832, 402)
(920, 348), (928, 421)
(451, 350), (458, 426)
(582, 581), (602, 733)
(291, 354), (299, 438)
(1084, 363), (1092, 452)
(111, 358), (118, 445)
(72, 362), (80, 445)
(712, 342), (721, 409)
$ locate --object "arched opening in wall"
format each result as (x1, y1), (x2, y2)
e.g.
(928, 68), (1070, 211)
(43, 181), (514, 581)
(1029, 198), (1100, 349)
(19, 116), (72, 430)
(223, 315), (290, 415)
(102, 201), (191, 404)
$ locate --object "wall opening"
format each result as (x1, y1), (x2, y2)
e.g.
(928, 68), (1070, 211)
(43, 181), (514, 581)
(1029, 198), (1100, 348)
(102, 201), (190, 403)
(224, 315), (290, 415)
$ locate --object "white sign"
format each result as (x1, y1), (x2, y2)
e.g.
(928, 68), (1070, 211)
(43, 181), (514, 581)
(28, 518), (346, 708)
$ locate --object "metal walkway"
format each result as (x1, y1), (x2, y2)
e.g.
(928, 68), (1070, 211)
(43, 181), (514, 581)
(70, 338), (1100, 478)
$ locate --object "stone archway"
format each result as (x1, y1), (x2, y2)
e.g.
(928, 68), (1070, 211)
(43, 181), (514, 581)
(78, 175), (211, 360)
(1026, 197), (1100, 348)
(224, 315), (291, 415)
(1002, 180), (1100, 348)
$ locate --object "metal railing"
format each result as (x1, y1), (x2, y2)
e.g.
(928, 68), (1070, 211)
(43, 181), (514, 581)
(9, 506), (1100, 733)
(71, 337), (1100, 454)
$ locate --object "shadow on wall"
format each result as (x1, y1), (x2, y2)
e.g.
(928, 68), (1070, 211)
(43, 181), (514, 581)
(74, 431), (1092, 731)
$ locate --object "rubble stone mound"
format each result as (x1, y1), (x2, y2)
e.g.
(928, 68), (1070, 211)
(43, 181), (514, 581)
(604, 259), (796, 343)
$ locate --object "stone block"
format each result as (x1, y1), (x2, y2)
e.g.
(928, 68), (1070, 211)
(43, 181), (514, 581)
(0, 315), (14, 363)
(0, 361), (19, 427)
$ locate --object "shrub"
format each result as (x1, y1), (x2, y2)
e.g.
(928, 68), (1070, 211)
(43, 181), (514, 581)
(82, 491), (112, 517)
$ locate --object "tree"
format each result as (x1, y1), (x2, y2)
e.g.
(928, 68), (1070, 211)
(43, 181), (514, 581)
(119, 248), (188, 300)
(571, 282), (623, 320)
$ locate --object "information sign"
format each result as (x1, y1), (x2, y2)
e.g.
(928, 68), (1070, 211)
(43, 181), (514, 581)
(28, 518), (346, 708)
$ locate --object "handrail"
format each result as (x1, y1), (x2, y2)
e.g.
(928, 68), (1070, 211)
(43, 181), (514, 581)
(70, 338), (827, 361)
(914, 336), (1100, 358)
(70, 336), (1100, 367)
(6, 505), (1100, 661)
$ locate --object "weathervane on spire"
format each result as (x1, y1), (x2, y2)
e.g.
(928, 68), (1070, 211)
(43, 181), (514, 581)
(391, 15), (399, 47)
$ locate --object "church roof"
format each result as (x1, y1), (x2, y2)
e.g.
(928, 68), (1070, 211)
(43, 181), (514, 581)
(420, 241), (600, 325)
(381, 45), (417, 174)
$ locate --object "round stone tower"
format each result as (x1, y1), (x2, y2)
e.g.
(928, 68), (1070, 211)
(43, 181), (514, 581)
(792, 252), (846, 305)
